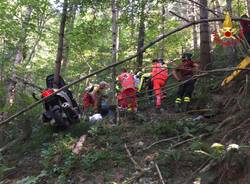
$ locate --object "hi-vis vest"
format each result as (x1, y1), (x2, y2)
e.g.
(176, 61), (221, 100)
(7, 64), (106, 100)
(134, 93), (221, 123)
(151, 63), (168, 81)
(118, 72), (136, 90)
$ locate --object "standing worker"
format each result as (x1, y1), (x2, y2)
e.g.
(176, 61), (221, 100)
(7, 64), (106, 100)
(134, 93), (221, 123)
(173, 53), (199, 112)
(240, 14), (250, 46)
(117, 68), (137, 112)
(151, 59), (168, 111)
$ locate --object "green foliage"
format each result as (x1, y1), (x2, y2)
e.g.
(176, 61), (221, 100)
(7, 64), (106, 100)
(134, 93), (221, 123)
(80, 148), (111, 171)
(0, 153), (15, 180)
(153, 120), (179, 136)
(16, 171), (47, 184)
(41, 135), (78, 177)
(0, 81), (5, 108)
(189, 140), (210, 152)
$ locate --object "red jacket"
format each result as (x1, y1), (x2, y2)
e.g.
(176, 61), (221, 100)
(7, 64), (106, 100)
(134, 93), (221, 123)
(177, 59), (195, 77)
(118, 72), (135, 90)
(240, 20), (250, 34)
(82, 92), (94, 109)
(151, 63), (168, 81)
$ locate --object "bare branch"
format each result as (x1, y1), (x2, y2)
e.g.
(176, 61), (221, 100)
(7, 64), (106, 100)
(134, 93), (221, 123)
(169, 10), (191, 22)
(155, 163), (165, 184)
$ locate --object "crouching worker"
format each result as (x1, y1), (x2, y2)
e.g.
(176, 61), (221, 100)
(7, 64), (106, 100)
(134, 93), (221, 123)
(117, 68), (137, 112)
(83, 81), (112, 117)
(173, 53), (199, 112)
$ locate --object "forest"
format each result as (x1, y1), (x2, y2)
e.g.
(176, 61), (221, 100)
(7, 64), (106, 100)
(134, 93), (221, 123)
(1, 0), (250, 183)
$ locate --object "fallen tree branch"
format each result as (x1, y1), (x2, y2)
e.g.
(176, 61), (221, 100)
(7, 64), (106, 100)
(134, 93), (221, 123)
(0, 139), (20, 152)
(1, 17), (249, 126)
(183, 159), (211, 184)
(170, 133), (210, 149)
(72, 134), (87, 155)
(144, 136), (180, 151)
(215, 115), (237, 132)
(125, 143), (143, 171)
(222, 118), (250, 142)
(155, 163), (165, 184)
(186, 108), (213, 113)
(0, 134), (27, 153)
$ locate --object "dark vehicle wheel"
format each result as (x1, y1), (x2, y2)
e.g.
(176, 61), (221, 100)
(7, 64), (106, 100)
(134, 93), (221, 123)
(53, 109), (69, 128)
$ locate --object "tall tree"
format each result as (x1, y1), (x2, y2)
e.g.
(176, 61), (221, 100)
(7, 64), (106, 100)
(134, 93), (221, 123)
(226, 0), (232, 13)
(247, 0), (250, 16)
(136, 0), (147, 71)
(199, 0), (211, 70)
(6, 5), (33, 107)
(53, 0), (68, 87)
(111, 0), (119, 123)
(159, 4), (166, 59)
(191, 2), (198, 51)
(62, 3), (77, 72)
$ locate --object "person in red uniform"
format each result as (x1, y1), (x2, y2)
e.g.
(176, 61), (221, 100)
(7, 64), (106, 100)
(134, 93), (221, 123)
(151, 59), (168, 110)
(240, 14), (250, 46)
(173, 53), (199, 112)
(117, 69), (137, 112)
(82, 81), (109, 115)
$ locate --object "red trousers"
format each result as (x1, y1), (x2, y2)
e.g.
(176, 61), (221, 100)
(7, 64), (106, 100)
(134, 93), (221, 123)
(118, 88), (137, 111)
(152, 79), (166, 108)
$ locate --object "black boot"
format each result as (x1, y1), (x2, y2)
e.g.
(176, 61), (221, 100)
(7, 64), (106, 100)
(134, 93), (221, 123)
(183, 102), (190, 112)
(174, 103), (181, 113)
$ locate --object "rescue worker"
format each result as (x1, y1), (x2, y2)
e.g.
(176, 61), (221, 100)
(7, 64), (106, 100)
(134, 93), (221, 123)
(151, 59), (168, 111)
(82, 81), (110, 116)
(117, 68), (137, 112)
(240, 14), (250, 46)
(138, 59), (168, 111)
(138, 69), (153, 100)
(172, 53), (199, 112)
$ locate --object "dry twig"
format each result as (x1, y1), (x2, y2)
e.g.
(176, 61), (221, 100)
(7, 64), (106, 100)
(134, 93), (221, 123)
(144, 136), (180, 151)
(124, 143), (143, 172)
(222, 118), (250, 142)
(155, 163), (165, 184)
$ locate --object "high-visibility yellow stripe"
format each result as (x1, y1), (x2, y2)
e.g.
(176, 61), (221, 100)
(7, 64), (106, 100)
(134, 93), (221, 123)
(175, 98), (182, 103)
(138, 73), (151, 92)
(184, 97), (190, 102)
(221, 56), (250, 86)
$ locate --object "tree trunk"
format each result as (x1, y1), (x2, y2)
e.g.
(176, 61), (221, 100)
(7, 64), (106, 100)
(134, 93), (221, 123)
(111, 0), (119, 123)
(62, 4), (77, 72)
(54, 0), (68, 87)
(214, 0), (222, 29)
(130, 0), (135, 46)
(199, 0), (211, 70)
(159, 4), (165, 59)
(226, 0), (232, 13)
(6, 5), (32, 107)
(191, 2), (198, 51)
(225, 0), (237, 66)
(136, 0), (147, 71)
(247, 0), (250, 16)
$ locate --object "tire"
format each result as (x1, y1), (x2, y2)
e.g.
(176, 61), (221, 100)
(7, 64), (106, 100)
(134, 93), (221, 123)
(53, 109), (69, 129)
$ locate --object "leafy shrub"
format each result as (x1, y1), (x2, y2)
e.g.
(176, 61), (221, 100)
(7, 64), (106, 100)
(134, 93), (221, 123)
(153, 121), (178, 136)
(41, 135), (78, 177)
(16, 171), (47, 184)
(80, 149), (111, 171)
